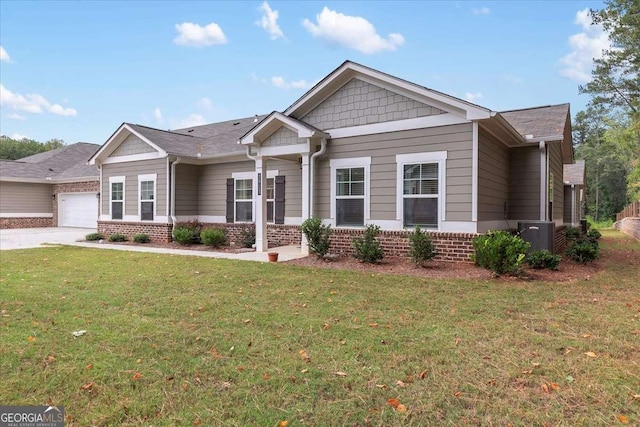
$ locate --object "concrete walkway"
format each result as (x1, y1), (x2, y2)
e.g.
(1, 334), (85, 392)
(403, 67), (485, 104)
(0, 227), (308, 262)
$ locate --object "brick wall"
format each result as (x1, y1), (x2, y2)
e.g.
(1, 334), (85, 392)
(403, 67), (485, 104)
(97, 221), (173, 243)
(615, 217), (640, 241)
(554, 225), (567, 254)
(0, 217), (53, 229)
(197, 223), (301, 248)
(52, 181), (99, 226)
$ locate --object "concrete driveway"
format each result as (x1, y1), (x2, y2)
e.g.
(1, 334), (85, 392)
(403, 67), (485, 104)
(0, 227), (96, 250)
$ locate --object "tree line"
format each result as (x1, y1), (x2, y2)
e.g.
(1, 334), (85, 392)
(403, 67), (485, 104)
(573, 0), (639, 222)
(0, 136), (65, 161)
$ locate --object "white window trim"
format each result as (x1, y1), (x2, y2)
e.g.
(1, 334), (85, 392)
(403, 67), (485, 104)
(330, 157), (371, 228)
(232, 170), (279, 223)
(138, 173), (157, 221)
(396, 151), (447, 230)
(108, 176), (125, 220)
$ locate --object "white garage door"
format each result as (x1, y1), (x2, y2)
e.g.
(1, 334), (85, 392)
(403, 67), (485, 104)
(59, 193), (98, 228)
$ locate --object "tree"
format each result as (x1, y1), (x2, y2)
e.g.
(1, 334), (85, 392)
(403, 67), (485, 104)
(0, 136), (65, 160)
(579, 0), (640, 145)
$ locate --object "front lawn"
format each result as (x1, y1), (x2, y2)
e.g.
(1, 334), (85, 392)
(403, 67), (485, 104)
(1, 230), (638, 426)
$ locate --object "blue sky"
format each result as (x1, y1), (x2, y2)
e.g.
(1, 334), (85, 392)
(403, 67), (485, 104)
(0, 0), (607, 144)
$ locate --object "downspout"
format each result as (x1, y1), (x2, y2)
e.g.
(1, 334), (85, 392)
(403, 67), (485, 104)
(539, 141), (547, 221)
(170, 157), (181, 233)
(308, 137), (327, 218)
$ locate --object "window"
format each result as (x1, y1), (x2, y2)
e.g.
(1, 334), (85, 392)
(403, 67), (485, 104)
(330, 157), (370, 227)
(109, 176), (124, 220)
(235, 178), (253, 222)
(266, 177), (275, 223)
(396, 152), (447, 229)
(138, 174), (156, 221)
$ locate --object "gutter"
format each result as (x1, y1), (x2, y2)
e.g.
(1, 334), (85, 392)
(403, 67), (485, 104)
(170, 157), (181, 231)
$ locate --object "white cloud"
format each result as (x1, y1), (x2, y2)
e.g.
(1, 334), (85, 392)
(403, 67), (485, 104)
(197, 97), (213, 112)
(256, 1), (284, 40)
(154, 107), (164, 124)
(465, 92), (483, 103)
(0, 84), (77, 116)
(8, 113), (26, 120)
(174, 22), (227, 47)
(302, 7), (404, 54)
(270, 76), (311, 90)
(472, 7), (491, 15)
(10, 133), (28, 140)
(558, 8), (610, 83)
(177, 113), (207, 128)
(0, 46), (10, 62)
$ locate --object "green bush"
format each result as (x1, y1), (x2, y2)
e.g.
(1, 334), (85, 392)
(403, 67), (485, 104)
(173, 221), (201, 245)
(108, 233), (127, 242)
(301, 217), (332, 258)
(85, 232), (104, 241)
(409, 226), (438, 266)
(565, 226), (582, 241)
(201, 228), (227, 247)
(240, 226), (255, 248)
(472, 230), (530, 276)
(587, 228), (602, 241)
(353, 225), (384, 264)
(566, 239), (599, 264)
(526, 249), (561, 270)
(133, 233), (150, 244)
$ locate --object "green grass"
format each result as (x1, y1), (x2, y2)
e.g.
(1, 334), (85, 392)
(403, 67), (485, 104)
(1, 231), (639, 426)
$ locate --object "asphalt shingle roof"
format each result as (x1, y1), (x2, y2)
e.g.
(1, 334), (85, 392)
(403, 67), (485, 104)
(564, 160), (586, 185)
(500, 104), (570, 140)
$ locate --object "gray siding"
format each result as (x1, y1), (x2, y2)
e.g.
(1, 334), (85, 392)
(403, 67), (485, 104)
(550, 142), (564, 222)
(508, 146), (540, 220)
(110, 134), (156, 157)
(101, 158), (167, 217)
(175, 164), (200, 216)
(262, 127), (301, 147)
(269, 159), (302, 218)
(198, 161), (254, 216)
(563, 186), (573, 224)
(0, 182), (52, 213)
(314, 123), (473, 222)
(302, 78), (446, 130)
(478, 129), (509, 221)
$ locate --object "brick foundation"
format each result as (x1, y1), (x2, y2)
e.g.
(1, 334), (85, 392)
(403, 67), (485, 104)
(0, 217), (54, 229)
(52, 181), (99, 226)
(554, 225), (567, 254)
(615, 217), (640, 241)
(97, 221), (173, 243)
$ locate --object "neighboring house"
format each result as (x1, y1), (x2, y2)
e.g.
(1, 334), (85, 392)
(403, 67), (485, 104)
(563, 160), (586, 226)
(89, 61), (577, 260)
(0, 143), (100, 229)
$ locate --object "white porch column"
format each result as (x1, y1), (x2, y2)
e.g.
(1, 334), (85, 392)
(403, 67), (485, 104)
(300, 153), (310, 254)
(255, 157), (268, 252)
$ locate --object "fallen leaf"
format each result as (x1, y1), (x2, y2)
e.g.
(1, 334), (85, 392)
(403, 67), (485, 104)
(27, 336), (36, 342)
(616, 415), (629, 424)
(376, 384), (387, 389)
(81, 382), (95, 391)
(46, 355), (55, 363)
(334, 371), (348, 377)
(263, 373), (271, 380)
(541, 383), (550, 394)
(585, 351), (597, 358)
(182, 382), (188, 391)
(322, 323), (330, 330)
(299, 349), (311, 362)
(133, 372), (143, 380)
(86, 364), (93, 370)
(396, 380), (406, 388)
(454, 391), (462, 397)
(633, 394), (640, 401)
(549, 382), (560, 391)
(243, 319), (251, 324)
(278, 421), (289, 427)
(192, 419), (202, 426)
(419, 369), (428, 379)
(396, 404), (407, 413)
(387, 398), (400, 409)
(369, 323), (378, 328)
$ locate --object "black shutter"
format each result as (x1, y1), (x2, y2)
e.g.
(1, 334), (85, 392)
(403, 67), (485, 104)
(226, 178), (234, 223)
(274, 175), (285, 224)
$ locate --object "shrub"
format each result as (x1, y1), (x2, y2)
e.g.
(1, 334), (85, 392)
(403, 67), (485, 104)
(201, 228), (227, 248)
(85, 232), (104, 241)
(240, 226), (255, 248)
(108, 233), (127, 242)
(301, 217), (332, 258)
(409, 226), (438, 266)
(566, 239), (599, 264)
(352, 225), (384, 264)
(565, 226), (582, 241)
(173, 221), (201, 245)
(587, 228), (601, 241)
(133, 233), (150, 244)
(472, 230), (530, 276)
(526, 249), (561, 270)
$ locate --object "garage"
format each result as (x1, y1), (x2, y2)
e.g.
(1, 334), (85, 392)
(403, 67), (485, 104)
(58, 192), (98, 228)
